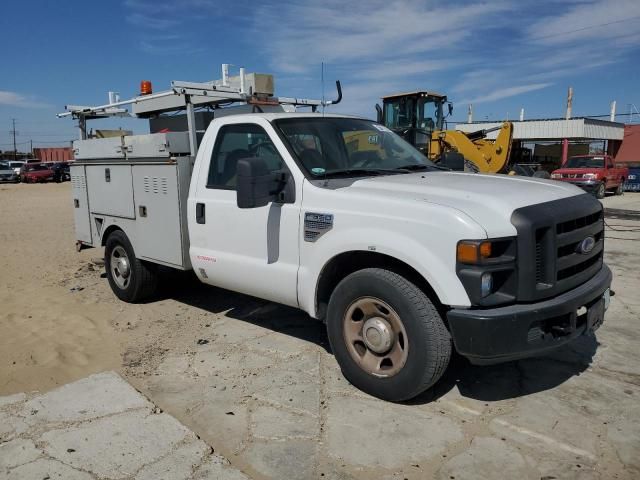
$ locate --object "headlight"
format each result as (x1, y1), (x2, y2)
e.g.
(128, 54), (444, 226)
(582, 173), (597, 179)
(456, 238), (517, 306)
(551, 173), (561, 179)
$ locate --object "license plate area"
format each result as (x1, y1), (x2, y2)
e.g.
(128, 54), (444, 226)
(587, 298), (605, 332)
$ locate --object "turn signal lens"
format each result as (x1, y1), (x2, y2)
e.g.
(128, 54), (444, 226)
(457, 243), (479, 263)
(457, 241), (492, 264)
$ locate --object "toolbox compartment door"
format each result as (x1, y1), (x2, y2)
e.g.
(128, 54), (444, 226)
(132, 164), (185, 267)
(86, 165), (135, 219)
(70, 165), (92, 244)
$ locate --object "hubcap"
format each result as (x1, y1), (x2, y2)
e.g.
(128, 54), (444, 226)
(363, 317), (393, 353)
(343, 297), (409, 378)
(110, 246), (131, 289)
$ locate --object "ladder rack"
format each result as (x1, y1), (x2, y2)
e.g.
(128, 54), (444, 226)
(58, 65), (342, 156)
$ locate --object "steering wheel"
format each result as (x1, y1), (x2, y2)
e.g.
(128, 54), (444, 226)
(249, 141), (278, 158)
(351, 151), (382, 168)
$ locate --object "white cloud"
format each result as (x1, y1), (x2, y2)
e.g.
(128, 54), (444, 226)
(254, 0), (512, 73)
(526, 0), (640, 46)
(118, 0), (640, 114)
(465, 83), (553, 104)
(0, 91), (51, 109)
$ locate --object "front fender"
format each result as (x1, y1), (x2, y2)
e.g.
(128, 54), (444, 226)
(298, 226), (474, 318)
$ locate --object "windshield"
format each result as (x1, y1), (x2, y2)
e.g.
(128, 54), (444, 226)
(565, 156), (605, 168)
(274, 117), (437, 178)
(0, 162), (9, 170)
(383, 97), (415, 129)
(383, 96), (445, 132)
(419, 97), (445, 131)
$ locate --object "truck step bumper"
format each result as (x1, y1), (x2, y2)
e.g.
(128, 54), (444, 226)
(447, 264), (612, 365)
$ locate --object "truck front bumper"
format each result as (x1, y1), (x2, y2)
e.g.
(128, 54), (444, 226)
(560, 179), (600, 194)
(447, 264), (612, 365)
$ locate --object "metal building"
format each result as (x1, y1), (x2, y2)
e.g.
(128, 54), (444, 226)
(455, 118), (625, 168)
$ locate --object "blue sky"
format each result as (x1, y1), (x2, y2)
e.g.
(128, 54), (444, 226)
(1, 0), (639, 150)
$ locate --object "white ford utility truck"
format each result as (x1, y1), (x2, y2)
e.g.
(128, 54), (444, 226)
(62, 72), (612, 401)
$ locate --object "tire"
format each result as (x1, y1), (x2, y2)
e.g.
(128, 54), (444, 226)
(104, 230), (157, 303)
(615, 182), (624, 196)
(596, 182), (606, 199)
(326, 268), (451, 402)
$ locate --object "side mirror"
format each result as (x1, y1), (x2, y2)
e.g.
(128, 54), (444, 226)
(236, 157), (290, 209)
(448, 103), (454, 116)
(375, 103), (383, 123)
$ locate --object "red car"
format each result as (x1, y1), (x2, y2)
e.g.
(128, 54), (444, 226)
(20, 163), (54, 183)
(551, 155), (628, 198)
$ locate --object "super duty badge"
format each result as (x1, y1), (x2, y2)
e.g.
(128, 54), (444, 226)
(304, 212), (333, 242)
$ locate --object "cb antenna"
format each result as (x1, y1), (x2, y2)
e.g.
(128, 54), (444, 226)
(321, 62), (325, 116)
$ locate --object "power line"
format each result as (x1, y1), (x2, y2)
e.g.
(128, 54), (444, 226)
(530, 15), (640, 42)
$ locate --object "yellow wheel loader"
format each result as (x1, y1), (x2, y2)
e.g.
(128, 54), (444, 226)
(376, 91), (513, 173)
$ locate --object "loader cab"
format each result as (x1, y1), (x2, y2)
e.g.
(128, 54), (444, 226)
(378, 91), (449, 155)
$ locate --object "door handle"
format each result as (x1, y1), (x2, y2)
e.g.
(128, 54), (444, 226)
(196, 203), (206, 224)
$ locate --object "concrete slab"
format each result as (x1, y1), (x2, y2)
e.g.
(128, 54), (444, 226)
(1, 458), (95, 480)
(439, 437), (536, 480)
(21, 371), (150, 424)
(243, 439), (317, 480)
(0, 439), (40, 470)
(0, 372), (248, 480)
(326, 396), (464, 469)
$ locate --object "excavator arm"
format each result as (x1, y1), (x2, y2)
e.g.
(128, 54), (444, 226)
(430, 122), (513, 173)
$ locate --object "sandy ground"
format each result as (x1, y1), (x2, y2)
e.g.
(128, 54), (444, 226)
(0, 182), (238, 395)
(1, 182), (639, 480)
(0, 183), (122, 393)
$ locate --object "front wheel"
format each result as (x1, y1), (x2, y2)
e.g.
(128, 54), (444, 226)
(596, 182), (606, 199)
(326, 268), (451, 402)
(104, 230), (157, 303)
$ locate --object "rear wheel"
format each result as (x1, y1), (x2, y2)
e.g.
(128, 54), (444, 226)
(596, 182), (606, 199)
(615, 182), (624, 196)
(326, 268), (451, 402)
(105, 230), (157, 303)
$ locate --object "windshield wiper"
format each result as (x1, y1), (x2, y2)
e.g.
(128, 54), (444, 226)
(320, 168), (408, 178)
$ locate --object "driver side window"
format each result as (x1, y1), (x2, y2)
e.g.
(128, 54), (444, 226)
(207, 123), (283, 189)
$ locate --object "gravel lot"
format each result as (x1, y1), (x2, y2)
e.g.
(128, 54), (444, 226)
(1, 182), (639, 479)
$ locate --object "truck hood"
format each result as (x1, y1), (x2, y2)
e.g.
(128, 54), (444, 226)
(346, 172), (583, 237)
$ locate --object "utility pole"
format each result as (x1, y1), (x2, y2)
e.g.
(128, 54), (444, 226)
(610, 101), (616, 122)
(565, 87), (573, 120)
(30, 139), (33, 156)
(10, 118), (18, 161)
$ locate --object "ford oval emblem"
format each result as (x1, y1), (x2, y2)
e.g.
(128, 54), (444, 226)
(577, 236), (596, 254)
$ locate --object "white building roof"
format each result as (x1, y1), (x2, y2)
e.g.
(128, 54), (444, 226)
(455, 118), (624, 141)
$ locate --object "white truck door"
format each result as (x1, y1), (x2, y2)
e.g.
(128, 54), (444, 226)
(189, 120), (301, 307)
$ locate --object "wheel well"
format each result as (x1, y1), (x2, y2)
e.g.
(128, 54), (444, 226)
(315, 251), (442, 320)
(101, 225), (123, 246)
